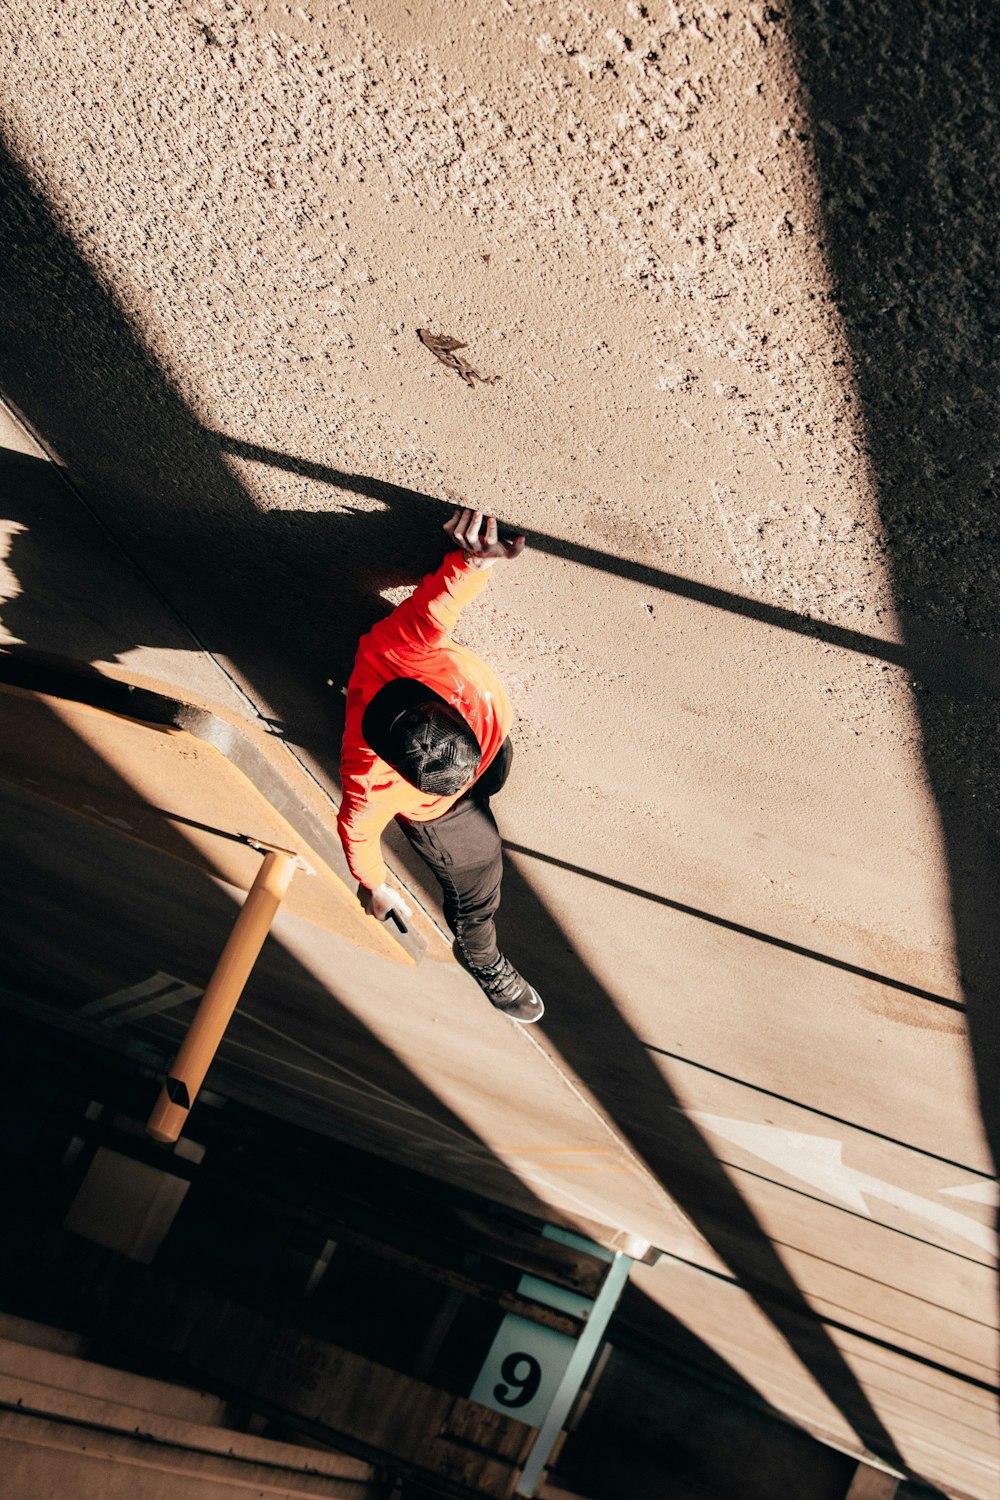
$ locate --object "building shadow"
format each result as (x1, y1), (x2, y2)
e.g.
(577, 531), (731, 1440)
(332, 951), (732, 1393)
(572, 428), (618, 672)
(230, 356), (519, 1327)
(785, 0), (1000, 1335)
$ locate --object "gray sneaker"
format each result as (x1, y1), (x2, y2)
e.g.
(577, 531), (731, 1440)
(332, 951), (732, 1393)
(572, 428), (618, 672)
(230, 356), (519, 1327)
(466, 953), (545, 1024)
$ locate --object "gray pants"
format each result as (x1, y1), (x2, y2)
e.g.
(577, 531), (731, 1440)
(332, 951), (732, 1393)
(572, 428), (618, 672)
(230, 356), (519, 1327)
(396, 739), (512, 969)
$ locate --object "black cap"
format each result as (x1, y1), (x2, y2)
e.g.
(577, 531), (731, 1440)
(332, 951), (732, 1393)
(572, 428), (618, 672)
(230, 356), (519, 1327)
(362, 678), (481, 794)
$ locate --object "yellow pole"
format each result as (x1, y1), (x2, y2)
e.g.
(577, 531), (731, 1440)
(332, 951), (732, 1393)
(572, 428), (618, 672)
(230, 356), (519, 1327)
(147, 849), (296, 1143)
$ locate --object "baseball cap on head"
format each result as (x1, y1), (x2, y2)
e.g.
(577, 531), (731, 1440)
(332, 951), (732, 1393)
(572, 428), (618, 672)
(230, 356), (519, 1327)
(362, 678), (481, 794)
(389, 700), (481, 794)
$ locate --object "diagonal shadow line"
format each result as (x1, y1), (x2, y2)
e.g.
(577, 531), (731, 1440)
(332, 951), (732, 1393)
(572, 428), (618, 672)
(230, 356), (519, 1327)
(643, 1042), (991, 1178)
(705, 1160), (995, 1269)
(500, 862), (929, 1479)
(617, 1282), (778, 1406)
(657, 1253), (1000, 1397)
(503, 840), (964, 1013)
(215, 434), (1000, 696)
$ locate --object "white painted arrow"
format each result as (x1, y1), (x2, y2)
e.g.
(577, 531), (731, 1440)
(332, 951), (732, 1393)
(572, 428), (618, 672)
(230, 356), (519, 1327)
(940, 1179), (1000, 1207)
(689, 1113), (996, 1257)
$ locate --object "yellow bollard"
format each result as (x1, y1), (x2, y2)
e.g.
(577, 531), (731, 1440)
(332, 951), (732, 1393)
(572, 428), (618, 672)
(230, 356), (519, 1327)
(147, 849), (297, 1143)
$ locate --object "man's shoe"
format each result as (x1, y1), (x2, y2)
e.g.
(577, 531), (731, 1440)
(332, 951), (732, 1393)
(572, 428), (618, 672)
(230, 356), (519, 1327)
(467, 952), (545, 1024)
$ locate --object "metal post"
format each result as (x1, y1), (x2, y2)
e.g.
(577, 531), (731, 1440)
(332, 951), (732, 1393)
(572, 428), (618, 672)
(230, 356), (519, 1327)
(514, 1250), (632, 1497)
(146, 849), (296, 1143)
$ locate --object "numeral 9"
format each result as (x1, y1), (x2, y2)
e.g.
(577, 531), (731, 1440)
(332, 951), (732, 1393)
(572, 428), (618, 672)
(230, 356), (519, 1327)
(493, 1351), (542, 1408)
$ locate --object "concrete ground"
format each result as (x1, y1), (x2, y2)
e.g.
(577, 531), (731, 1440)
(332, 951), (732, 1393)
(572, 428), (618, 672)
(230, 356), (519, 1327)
(0, 3), (997, 1496)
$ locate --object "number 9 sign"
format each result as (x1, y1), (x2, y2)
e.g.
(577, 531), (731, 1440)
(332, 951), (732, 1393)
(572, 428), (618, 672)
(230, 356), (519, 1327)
(493, 1351), (543, 1409)
(471, 1316), (575, 1428)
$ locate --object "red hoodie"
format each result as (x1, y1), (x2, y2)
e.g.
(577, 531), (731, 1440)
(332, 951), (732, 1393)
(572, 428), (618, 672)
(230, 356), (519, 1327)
(337, 551), (513, 890)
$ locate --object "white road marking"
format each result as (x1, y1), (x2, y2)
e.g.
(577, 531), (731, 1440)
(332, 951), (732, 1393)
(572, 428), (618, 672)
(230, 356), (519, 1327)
(689, 1114), (997, 1257)
(79, 972), (203, 1024)
(939, 1179), (1000, 1207)
(81, 802), (134, 830)
(102, 984), (204, 1029)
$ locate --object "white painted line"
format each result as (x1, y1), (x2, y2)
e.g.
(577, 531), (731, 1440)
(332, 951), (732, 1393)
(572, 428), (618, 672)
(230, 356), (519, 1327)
(81, 802), (134, 830)
(79, 972), (199, 1019)
(101, 982), (203, 1030)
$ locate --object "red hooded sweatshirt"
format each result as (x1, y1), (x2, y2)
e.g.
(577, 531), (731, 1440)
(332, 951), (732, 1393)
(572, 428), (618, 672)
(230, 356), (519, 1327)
(337, 551), (513, 890)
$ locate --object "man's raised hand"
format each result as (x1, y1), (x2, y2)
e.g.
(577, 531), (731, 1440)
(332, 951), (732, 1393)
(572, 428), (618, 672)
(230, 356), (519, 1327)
(444, 508), (526, 565)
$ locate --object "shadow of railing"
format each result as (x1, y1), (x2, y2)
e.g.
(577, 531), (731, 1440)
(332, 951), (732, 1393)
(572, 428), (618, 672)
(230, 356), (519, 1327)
(503, 840), (964, 1014)
(217, 433), (1000, 697)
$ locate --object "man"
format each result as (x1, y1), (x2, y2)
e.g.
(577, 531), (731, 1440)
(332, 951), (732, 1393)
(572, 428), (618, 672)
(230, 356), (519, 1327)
(337, 506), (544, 1023)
